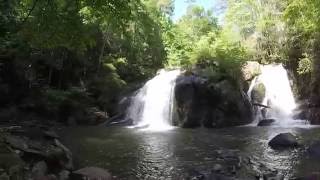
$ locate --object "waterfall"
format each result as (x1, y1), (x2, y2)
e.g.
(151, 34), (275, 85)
(260, 64), (296, 118)
(248, 64), (306, 125)
(126, 69), (180, 131)
(247, 76), (257, 101)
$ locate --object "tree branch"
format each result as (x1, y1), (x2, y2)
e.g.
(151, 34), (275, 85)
(20, 0), (39, 26)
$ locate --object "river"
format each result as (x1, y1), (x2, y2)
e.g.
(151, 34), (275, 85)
(61, 125), (320, 179)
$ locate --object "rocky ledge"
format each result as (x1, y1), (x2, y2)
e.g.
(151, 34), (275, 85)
(0, 125), (113, 180)
(173, 74), (253, 128)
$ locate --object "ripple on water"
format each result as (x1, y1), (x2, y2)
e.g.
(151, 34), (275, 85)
(60, 126), (320, 179)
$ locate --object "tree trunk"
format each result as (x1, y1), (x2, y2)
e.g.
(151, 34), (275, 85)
(97, 34), (106, 74)
(48, 67), (52, 87)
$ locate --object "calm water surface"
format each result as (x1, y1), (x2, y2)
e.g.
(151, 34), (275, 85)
(61, 126), (320, 179)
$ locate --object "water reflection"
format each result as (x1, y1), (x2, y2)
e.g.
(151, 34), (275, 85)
(61, 126), (320, 179)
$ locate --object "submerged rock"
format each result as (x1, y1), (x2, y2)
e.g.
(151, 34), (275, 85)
(293, 172), (320, 180)
(268, 133), (299, 149)
(208, 173), (235, 180)
(58, 170), (70, 180)
(262, 172), (284, 180)
(212, 164), (223, 173)
(71, 167), (112, 180)
(44, 130), (59, 139)
(257, 119), (275, 126)
(184, 169), (205, 180)
(0, 173), (9, 180)
(32, 161), (48, 179)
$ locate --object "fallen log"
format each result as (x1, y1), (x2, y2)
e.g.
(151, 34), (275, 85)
(253, 103), (271, 109)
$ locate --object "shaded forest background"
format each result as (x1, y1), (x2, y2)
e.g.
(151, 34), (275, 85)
(1, 0), (320, 124)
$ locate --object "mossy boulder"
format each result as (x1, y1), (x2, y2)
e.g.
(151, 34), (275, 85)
(242, 61), (261, 81)
(0, 143), (24, 171)
(174, 74), (253, 128)
(251, 83), (266, 104)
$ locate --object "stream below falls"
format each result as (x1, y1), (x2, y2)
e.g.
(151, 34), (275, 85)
(61, 125), (320, 179)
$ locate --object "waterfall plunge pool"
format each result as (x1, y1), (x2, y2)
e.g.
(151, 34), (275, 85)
(61, 125), (320, 179)
(61, 66), (320, 179)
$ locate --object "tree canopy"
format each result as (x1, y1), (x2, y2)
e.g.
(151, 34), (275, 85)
(1, 0), (320, 119)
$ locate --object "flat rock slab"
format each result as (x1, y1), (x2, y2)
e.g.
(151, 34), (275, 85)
(72, 167), (112, 180)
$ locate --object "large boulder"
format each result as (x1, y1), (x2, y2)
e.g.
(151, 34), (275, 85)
(174, 74), (253, 128)
(31, 161), (48, 179)
(268, 133), (299, 149)
(242, 61), (261, 81)
(250, 83), (265, 104)
(0, 143), (24, 170)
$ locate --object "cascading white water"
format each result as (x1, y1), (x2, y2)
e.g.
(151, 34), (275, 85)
(259, 64), (296, 119)
(126, 69), (180, 131)
(247, 76), (257, 101)
(248, 64), (306, 125)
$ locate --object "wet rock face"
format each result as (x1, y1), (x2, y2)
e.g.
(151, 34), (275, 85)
(306, 107), (320, 124)
(251, 83), (266, 104)
(242, 61), (261, 81)
(268, 133), (299, 149)
(174, 74), (253, 128)
(297, 100), (320, 125)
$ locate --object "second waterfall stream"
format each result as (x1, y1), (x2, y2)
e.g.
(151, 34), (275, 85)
(247, 64), (308, 126)
(126, 69), (180, 131)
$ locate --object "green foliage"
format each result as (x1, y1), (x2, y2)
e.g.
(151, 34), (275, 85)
(225, 0), (287, 64)
(42, 88), (91, 119)
(284, 0), (320, 34)
(9, 0), (320, 120)
(297, 53), (313, 75)
(87, 62), (126, 111)
(0, 0), (169, 119)
(165, 5), (220, 67)
(162, 4), (247, 82)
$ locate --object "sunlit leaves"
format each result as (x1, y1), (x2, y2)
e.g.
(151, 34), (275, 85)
(297, 53), (313, 75)
(225, 0), (287, 63)
(284, 0), (320, 34)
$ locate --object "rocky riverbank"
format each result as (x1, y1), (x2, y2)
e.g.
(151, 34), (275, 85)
(0, 122), (113, 180)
